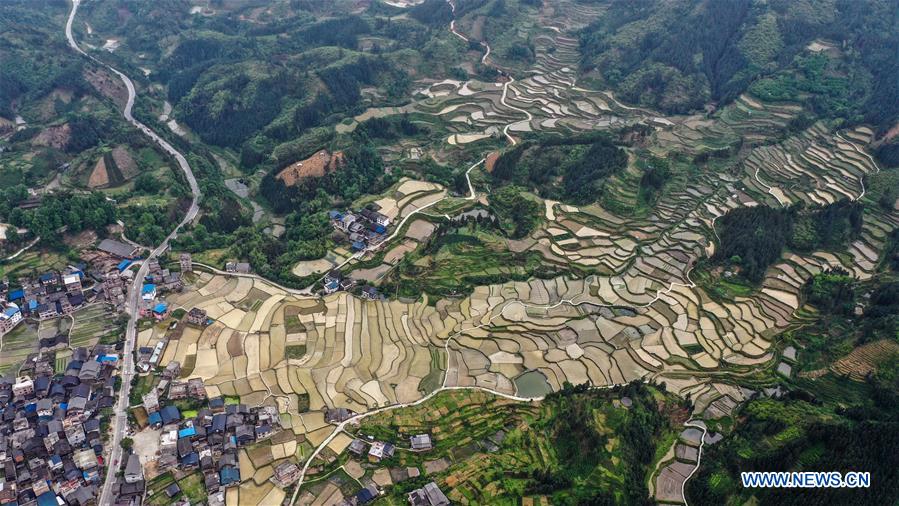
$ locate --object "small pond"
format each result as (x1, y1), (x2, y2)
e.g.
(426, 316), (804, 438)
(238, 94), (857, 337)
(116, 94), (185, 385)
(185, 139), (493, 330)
(514, 370), (552, 398)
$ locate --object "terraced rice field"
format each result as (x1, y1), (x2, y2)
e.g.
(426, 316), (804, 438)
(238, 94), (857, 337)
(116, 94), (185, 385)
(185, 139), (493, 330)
(176, 77), (898, 506)
(345, 26), (653, 147)
(742, 124), (879, 208)
(831, 339), (899, 380)
(153, 4), (899, 502)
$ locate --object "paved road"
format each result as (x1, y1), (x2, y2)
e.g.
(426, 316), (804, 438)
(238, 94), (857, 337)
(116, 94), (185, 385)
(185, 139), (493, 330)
(2, 236), (40, 261)
(681, 420), (708, 506)
(192, 262), (313, 296)
(66, 2), (201, 504)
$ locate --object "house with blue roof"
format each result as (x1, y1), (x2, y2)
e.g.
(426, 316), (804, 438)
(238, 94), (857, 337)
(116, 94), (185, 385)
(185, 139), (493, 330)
(39, 272), (59, 285)
(160, 405), (181, 425)
(211, 413), (226, 433)
(355, 486), (377, 504)
(220, 466), (240, 487)
(152, 302), (169, 320)
(0, 302), (22, 336)
(178, 426), (197, 438)
(142, 283), (157, 300)
(148, 411), (163, 427)
(36, 491), (59, 506)
(324, 278), (340, 294)
(181, 451), (199, 468)
(8, 288), (24, 300)
(117, 259), (132, 272)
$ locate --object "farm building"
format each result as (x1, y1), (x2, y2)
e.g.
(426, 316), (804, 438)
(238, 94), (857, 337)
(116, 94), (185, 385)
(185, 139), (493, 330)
(97, 238), (139, 258)
(410, 434), (432, 451)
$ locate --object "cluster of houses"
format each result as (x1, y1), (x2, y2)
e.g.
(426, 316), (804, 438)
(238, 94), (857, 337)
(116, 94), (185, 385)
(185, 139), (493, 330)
(0, 345), (121, 506)
(329, 206), (391, 252)
(88, 239), (141, 311)
(346, 433), (432, 464)
(139, 388), (281, 506)
(84, 240), (188, 313)
(138, 256), (188, 321)
(334, 433), (449, 505)
(321, 270), (382, 300)
(0, 267), (87, 337)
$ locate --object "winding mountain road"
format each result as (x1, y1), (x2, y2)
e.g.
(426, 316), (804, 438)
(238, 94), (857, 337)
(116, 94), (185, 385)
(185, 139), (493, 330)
(66, 1), (201, 504)
(446, 0), (531, 145)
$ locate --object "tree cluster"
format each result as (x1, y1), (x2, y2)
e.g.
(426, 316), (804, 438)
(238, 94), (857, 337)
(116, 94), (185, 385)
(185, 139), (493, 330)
(492, 134), (628, 205)
(715, 200), (864, 283)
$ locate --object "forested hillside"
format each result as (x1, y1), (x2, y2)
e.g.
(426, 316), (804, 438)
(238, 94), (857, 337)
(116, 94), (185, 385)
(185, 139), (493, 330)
(577, 0), (899, 136)
(491, 134), (628, 205)
(74, 0), (469, 173)
(0, 0), (193, 256)
(713, 200), (864, 282)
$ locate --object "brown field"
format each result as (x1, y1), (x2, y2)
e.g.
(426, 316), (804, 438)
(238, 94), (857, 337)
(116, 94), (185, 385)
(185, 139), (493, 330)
(831, 340), (899, 380)
(88, 156), (109, 188)
(32, 123), (71, 150)
(111, 145), (138, 178)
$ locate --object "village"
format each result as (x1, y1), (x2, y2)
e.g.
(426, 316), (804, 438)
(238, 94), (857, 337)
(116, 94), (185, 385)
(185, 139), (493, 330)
(0, 344), (122, 506)
(0, 236), (194, 506)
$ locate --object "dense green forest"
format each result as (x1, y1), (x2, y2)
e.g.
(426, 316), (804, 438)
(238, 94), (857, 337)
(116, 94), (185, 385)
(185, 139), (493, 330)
(5, 192), (117, 244)
(713, 200), (864, 282)
(533, 381), (678, 505)
(0, 0), (75, 118)
(688, 393), (899, 506)
(491, 134), (628, 205)
(576, 0), (899, 134)
(74, 0), (467, 175)
(489, 185), (542, 239)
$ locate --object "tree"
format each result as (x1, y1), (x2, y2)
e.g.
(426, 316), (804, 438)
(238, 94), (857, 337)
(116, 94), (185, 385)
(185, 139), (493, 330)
(133, 172), (159, 194)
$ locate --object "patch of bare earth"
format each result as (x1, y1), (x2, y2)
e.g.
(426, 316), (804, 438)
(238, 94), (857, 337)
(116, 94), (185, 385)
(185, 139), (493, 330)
(32, 124), (71, 150)
(471, 15), (486, 41)
(83, 68), (128, 107)
(882, 121), (899, 142)
(276, 149), (345, 186)
(227, 331), (243, 358)
(112, 146), (138, 178)
(88, 156), (109, 188)
(64, 230), (97, 249)
(485, 151), (500, 173)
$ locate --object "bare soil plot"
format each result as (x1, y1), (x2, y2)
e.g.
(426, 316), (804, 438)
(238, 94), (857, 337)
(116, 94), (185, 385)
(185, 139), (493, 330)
(292, 258), (336, 277)
(405, 220), (437, 241)
(277, 150), (344, 186)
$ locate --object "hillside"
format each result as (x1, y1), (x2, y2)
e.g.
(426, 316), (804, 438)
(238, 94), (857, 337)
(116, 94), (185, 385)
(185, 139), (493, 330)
(574, 0), (899, 135)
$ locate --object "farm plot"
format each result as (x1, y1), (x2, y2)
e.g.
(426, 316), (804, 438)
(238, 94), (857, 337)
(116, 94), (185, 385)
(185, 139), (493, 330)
(69, 303), (120, 348)
(0, 322), (39, 374)
(831, 339), (899, 381)
(341, 29), (655, 147)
